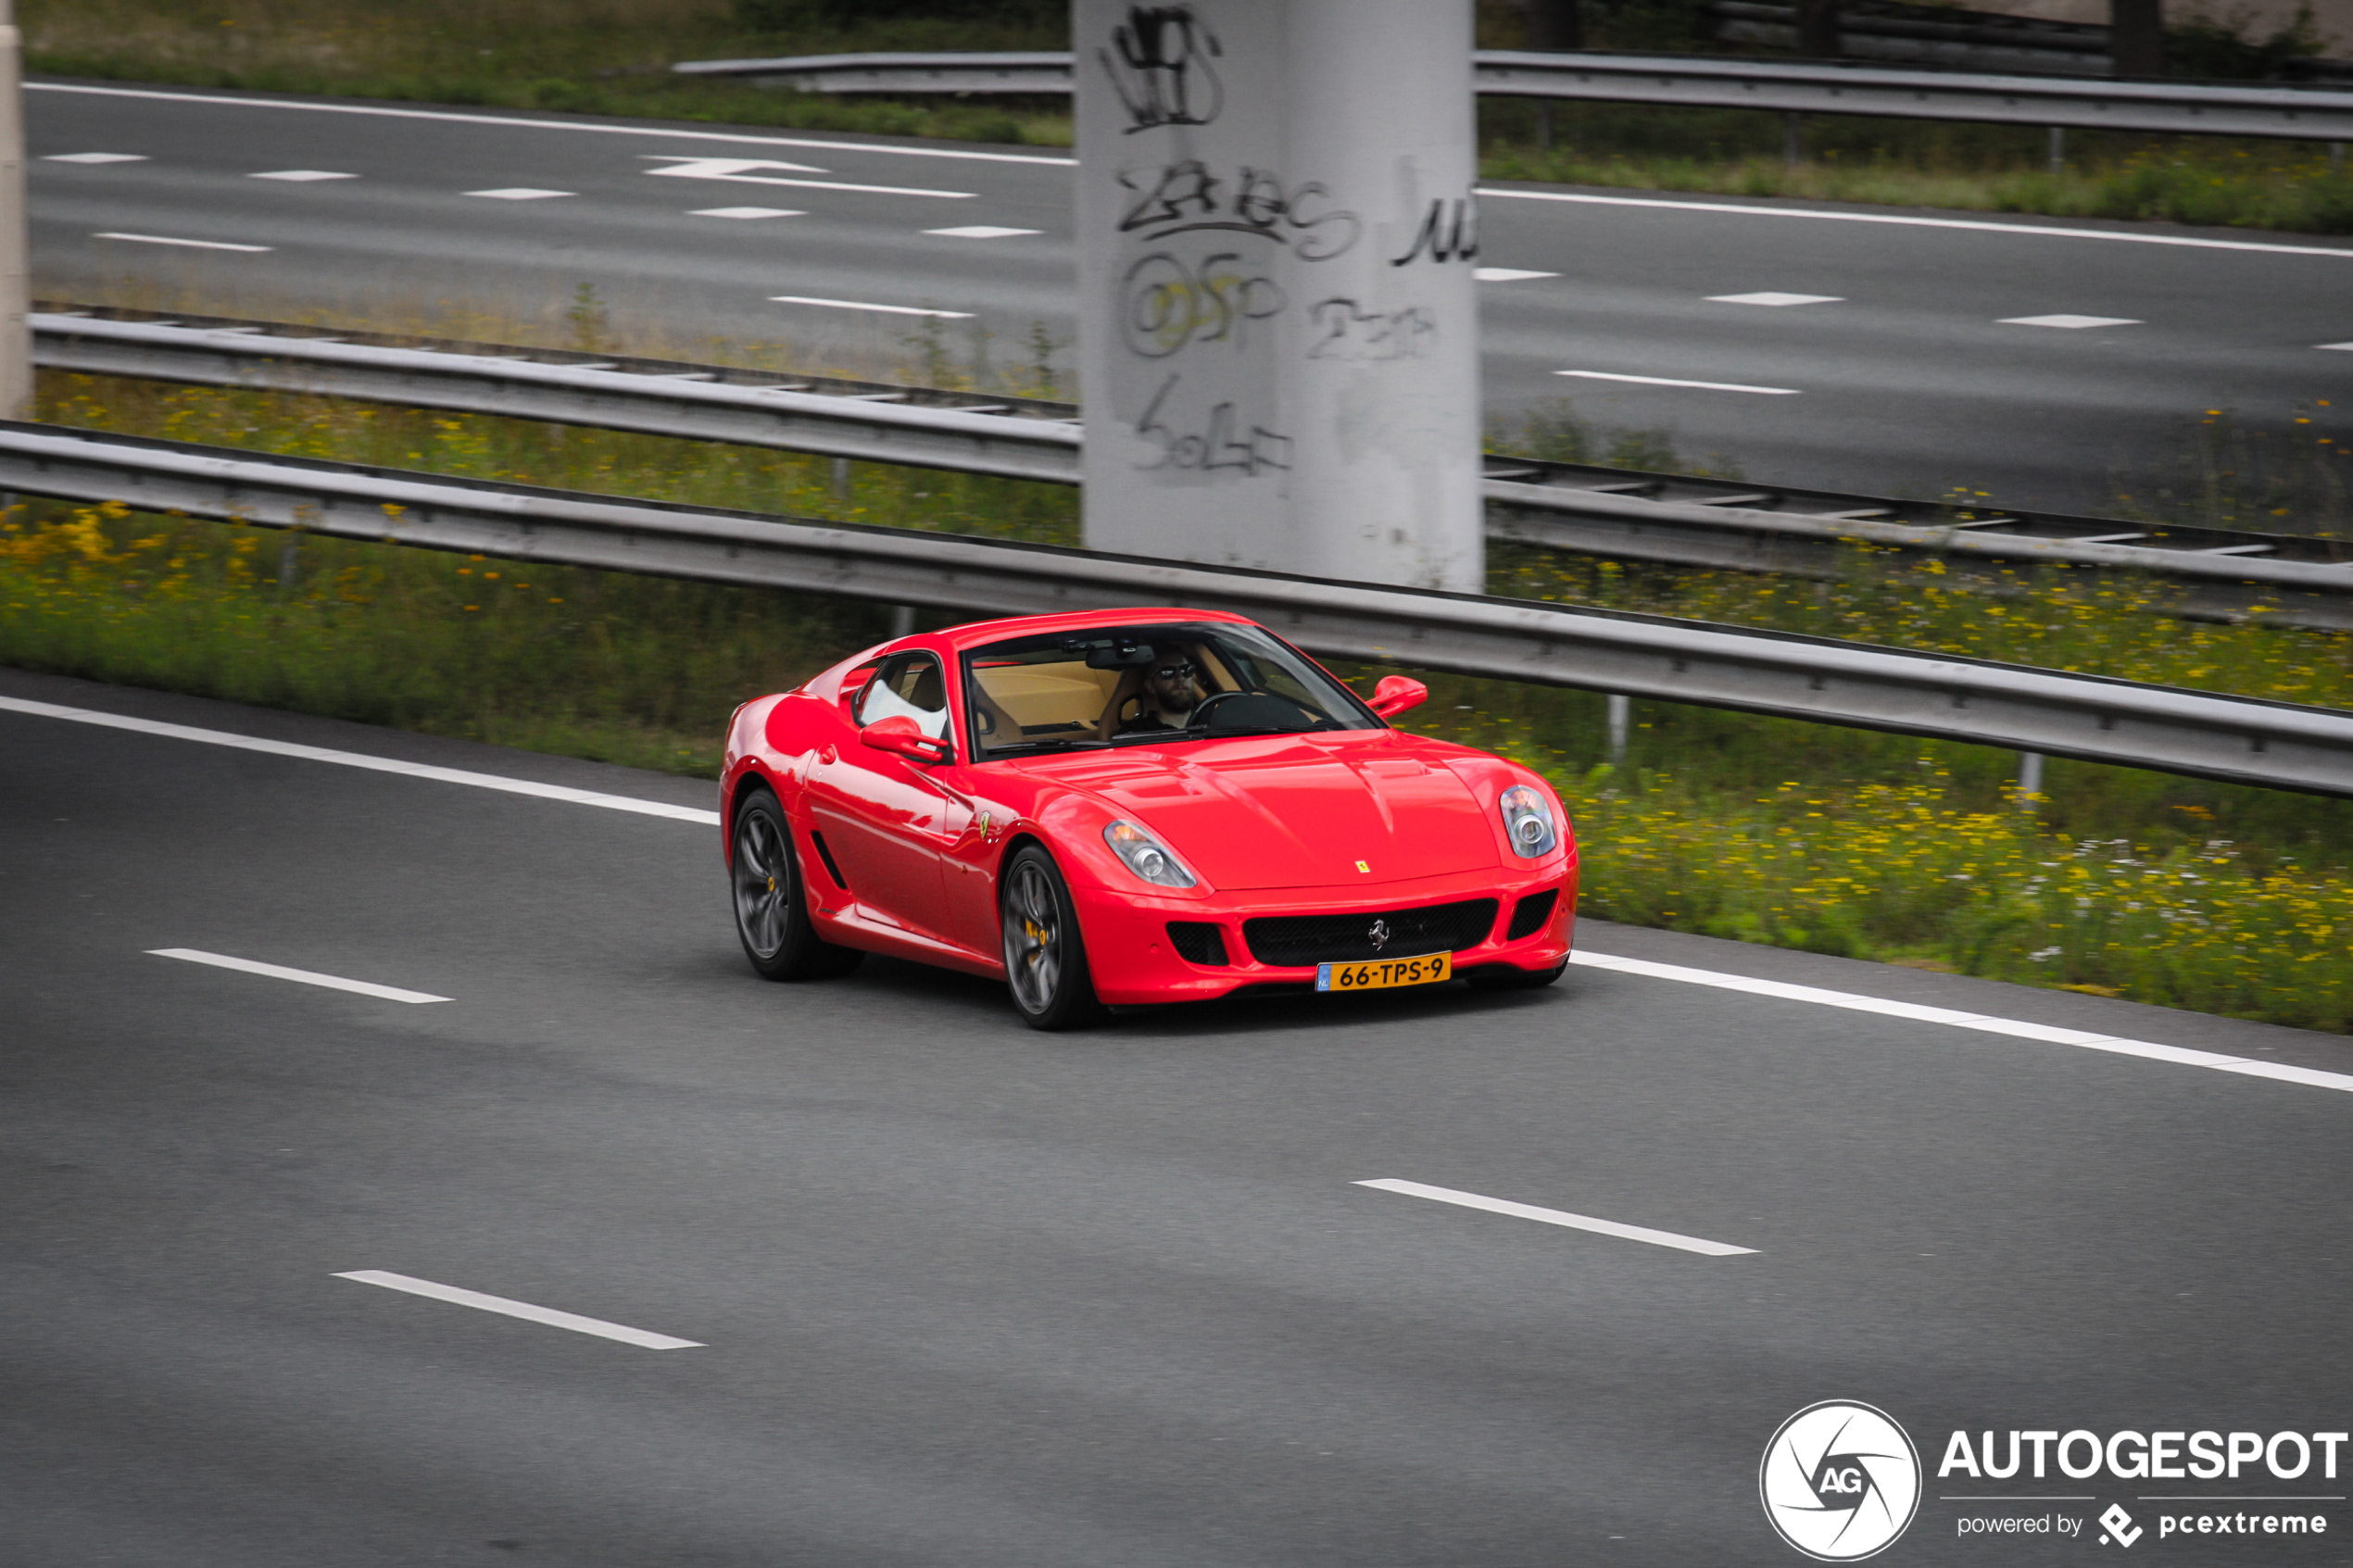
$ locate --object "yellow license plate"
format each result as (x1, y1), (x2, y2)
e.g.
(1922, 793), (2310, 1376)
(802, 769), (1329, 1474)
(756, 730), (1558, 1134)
(1316, 952), (1452, 992)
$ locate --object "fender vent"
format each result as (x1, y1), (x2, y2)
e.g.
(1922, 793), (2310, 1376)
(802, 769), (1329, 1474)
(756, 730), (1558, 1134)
(1166, 922), (1230, 967)
(1507, 889), (1560, 941)
(809, 831), (850, 890)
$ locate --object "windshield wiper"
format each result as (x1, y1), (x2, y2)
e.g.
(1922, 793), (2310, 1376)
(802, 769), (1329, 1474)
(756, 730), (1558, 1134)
(982, 737), (1113, 757)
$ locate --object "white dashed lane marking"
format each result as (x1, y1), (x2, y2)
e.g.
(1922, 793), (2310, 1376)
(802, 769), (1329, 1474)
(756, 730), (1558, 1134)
(925, 225), (1041, 238)
(1356, 1179), (1757, 1256)
(1475, 267), (1557, 282)
(643, 155), (975, 200)
(94, 232), (271, 252)
(148, 948), (450, 1004)
(691, 206), (803, 220)
(44, 152), (148, 163)
(1709, 292), (1843, 307)
(249, 169), (358, 182)
(333, 1271), (702, 1348)
(2318, 342), (2353, 351)
(1557, 370), (1801, 395)
(2000, 313), (2143, 329)
(770, 295), (974, 318)
(465, 187), (574, 201)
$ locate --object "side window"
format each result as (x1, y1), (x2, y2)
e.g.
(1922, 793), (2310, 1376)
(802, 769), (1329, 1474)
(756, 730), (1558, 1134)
(856, 652), (950, 740)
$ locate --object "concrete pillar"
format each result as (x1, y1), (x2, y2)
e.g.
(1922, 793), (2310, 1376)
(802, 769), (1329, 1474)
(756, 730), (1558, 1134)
(0, 1), (29, 422)
(1796, 0), (1843, 56)
(1075, 0), (1486, 593)
(2111, 0), (2164, 76)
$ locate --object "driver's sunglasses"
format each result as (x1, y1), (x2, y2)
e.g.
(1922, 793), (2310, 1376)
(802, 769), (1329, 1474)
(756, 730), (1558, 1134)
(1151, 662), (1196, 679)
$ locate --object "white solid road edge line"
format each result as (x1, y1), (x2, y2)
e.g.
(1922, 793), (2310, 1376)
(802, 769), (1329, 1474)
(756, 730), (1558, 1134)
(1567, 951), (2353, 1095)
(26, 82), (1077, 167)
(1356, 1178), (1756, 1256)
(333, 1270), (703, 1348)
(149, 948), (450, 1004)
(1478, 187), (2353, 260)
(0, 696), (720, 825)
(12, 694), (2347, 1097)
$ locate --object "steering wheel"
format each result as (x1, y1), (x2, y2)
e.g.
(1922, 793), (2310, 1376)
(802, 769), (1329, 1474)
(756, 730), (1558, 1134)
(1185, 691), (1252, 728)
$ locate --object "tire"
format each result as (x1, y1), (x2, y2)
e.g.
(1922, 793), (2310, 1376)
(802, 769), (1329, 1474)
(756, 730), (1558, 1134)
(1466, 960), (1567, 993)
(999, 845), (1109, 1030)
(731, 790), (865, 982)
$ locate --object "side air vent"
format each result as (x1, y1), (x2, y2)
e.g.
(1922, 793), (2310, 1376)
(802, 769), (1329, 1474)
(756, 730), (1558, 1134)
(1167, 922), (1230, 966)
(809, 831), (850, 890)
(1506, 889), (1560, 941)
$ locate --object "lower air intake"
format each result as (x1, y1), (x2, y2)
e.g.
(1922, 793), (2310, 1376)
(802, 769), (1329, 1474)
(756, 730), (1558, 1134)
(1506, 889), (1560, 941)
(1243, 898), (1500, 968)
(1166, 922), (1229, 966)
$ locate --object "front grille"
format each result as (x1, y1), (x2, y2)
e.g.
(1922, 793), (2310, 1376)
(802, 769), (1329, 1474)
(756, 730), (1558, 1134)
(1506, 889), (1560, 941)
(1166, 921), (1230, 966)
(1244, 898), (1500, 968)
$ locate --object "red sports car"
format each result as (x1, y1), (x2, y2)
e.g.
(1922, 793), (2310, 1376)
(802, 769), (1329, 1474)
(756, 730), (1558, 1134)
(719, 608), (1577, 1028)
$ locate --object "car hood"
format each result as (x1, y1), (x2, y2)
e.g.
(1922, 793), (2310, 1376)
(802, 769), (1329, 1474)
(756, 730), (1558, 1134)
(1039, 734), (1499, 891)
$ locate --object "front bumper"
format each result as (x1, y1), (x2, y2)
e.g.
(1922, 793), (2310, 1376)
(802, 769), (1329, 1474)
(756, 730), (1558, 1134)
(1071, 859), (1578, 1006)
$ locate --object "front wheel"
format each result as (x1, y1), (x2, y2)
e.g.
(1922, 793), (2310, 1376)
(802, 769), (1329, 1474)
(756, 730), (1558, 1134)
(1000, 846), (1109, 1030)
(731, 790), (864, 981)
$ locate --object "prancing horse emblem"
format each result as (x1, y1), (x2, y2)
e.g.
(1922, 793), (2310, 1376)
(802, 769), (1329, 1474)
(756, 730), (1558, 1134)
(1367, 919), (1391, 951)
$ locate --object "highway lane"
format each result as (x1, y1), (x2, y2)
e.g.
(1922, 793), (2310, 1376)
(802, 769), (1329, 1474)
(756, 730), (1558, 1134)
(5, 663), (2351, 1566)
(31, 80), (2353, 516)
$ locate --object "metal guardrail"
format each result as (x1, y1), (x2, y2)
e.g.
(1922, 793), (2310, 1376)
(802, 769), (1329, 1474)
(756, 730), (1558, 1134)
(1705, 0), (2116, 76)
(673, 48), (2353, 142)
(41, 308), (2353, 630)
(4, 421), (2347, 797)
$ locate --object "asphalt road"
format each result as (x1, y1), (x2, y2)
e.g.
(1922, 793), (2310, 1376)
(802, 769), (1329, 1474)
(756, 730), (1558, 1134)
(31, 80), (2353, 515)
(5, 663), (2351, 1567)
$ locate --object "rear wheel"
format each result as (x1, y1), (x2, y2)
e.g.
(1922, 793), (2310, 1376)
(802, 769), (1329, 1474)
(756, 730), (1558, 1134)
(731, 790), (864, 981)
(1000, 846), (1109, 1030)
(1466, 960), (1567, 993)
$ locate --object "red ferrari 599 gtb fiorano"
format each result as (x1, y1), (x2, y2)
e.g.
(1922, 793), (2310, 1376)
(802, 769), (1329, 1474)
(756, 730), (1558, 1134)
(720, 607), (1577, 1028)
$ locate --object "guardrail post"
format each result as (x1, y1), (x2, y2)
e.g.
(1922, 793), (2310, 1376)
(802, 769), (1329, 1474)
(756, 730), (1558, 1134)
(2017, 749), (2045, 809)
(1074, 0), (1486, 593)
(1783, 111), (1805, 168)
(2047, 126), (2067, 174)
(1607, 692), (1629, 765)
(2333, 141), (2346, 173)
(0, 1), (29, 422)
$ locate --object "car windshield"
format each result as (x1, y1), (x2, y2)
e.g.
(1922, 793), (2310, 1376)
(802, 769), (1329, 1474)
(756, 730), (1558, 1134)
(962, 621), (1381, 759)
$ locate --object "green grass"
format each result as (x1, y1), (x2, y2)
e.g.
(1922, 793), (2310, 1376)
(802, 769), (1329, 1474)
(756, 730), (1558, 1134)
(9, 367), (2351, 1030)
(30, 0), (2353, 234)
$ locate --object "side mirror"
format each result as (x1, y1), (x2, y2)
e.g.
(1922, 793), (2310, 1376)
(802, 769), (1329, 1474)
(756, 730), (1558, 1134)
(861, 715), (951, 764)
(1368, 675), (1429, 719)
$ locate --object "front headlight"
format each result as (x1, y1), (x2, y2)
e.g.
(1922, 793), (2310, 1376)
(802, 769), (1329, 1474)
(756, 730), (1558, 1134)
(1102, 819), (1198, 888)
(1499, 784), (1558, 859)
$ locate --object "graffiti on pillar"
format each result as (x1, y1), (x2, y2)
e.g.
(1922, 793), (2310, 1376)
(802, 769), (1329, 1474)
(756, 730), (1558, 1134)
(1303, 298), (1437, 362)
(1099, 5), (1225, 133)
(1123, 252), (1287, 358)
(1116, 162), (1360, 260)
(1135, 374), (1294, 475)
(1390, 195), (1479, 266)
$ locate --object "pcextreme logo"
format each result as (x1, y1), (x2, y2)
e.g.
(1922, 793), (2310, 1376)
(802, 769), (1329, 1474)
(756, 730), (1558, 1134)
(1761, 1400), (1925, 1562)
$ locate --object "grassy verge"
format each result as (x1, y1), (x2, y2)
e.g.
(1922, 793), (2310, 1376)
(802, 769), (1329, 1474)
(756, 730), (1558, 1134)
(8, 369), (2350, 1030)
(30, 0), (2353, 235)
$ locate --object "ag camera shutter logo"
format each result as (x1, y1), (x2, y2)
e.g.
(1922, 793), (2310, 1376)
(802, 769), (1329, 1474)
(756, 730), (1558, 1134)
(1761, 1400), (1923, 1561)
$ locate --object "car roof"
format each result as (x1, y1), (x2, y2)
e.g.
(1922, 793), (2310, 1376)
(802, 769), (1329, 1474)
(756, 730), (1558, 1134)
(936, 607), (1256, 654)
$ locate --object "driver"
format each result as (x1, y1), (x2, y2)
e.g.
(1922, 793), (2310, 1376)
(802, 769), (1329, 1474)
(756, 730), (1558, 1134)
(1111, 655), (1204, 737)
